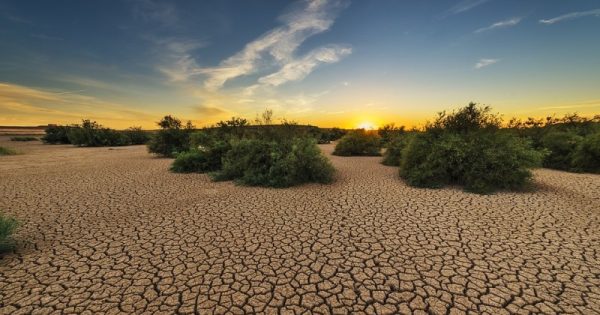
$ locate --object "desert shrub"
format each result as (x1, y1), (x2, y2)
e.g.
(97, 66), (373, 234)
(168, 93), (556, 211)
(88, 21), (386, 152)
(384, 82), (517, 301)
(572, 132), (600, 173)
(147, 115), (193, 157)
(381, 134), (413, 166)
(42, 125), (72, 144)
(10, 136), (38, 141)
(460, 133), (545, 193)
(328, 127), (347, 141)
(0, 146), (17, 156)
(171, 141), (230, 173)
(67, 120), (129, 147)
(333, 130), (382, 156)
(213, 137), (334, 187)
(400, 133), (467, 188)
(124, 127), (150, 145)
(539, 131), (583, 170)
(399, 103), (544, 194)
(378, 123), (406, 145)
(0, 212), (19, 252)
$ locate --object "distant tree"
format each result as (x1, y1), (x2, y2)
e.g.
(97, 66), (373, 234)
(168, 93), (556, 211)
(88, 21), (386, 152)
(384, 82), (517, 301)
(158, 115), (182, 129)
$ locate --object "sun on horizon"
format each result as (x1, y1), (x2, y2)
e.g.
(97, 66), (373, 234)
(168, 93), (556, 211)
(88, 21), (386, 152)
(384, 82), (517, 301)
(357, 122), (377, 130)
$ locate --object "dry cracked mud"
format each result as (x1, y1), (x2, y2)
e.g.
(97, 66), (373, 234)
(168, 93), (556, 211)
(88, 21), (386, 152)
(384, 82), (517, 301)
(1, 137), (599, 314)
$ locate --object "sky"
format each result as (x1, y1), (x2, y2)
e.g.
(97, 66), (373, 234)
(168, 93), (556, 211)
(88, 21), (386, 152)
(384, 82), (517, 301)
(1, 0), (599, 129)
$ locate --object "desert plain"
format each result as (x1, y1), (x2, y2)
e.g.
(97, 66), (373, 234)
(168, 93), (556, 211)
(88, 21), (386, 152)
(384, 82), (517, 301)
(0, 137), (599, 314)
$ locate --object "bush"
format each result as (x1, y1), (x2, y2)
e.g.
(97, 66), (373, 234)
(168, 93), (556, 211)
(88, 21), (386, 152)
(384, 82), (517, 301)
(381, 134), (413, 166)
(0, 212), (19, 252)
(460, 133), (545, 193)
(42, 125), (72, 144)
(400, 133), (467, 188)
(399, 103), (544, 194)
(171, 141), (230, 173)
(0, 146), (17, 156)
(124, 127), (150, 145)
(572, 132), (600, 173)
(10, 136), (38, 141)
(147, 115), (193, 157)
(213, 137), (334, 187)
(378, 123), (405, 145)
(540, 131), (583, 170)
(333, 130), (382, 156)
(67, 120), (129, 147)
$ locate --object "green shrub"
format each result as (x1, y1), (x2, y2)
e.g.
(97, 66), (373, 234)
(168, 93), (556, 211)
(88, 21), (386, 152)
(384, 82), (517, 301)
(213, 137), (334, 187)
(0, 146), (17, 156)
(572, 132), (600, 173)
(124, 127), (150, 145)
(460, 133), (545, 193)
(399, 103), (544, 194)
(399, 133), (467, 188)
(378, 123), (406, 145)
(67, 120), (129, 147)
(171, 141), (230, 173)
(147, 115), (193, 157)
(0, 212), (19, 252)
(540, 131), (583, 171)
(327, 127), (347, 141)
(10, 136), (38, 141)
(333, 130), (382, 156)
(381, 134), (413, 166)
(42, 125), (72, 144)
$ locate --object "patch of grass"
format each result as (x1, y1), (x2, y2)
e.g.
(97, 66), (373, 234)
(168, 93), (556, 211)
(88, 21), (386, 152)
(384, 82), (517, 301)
(0, 146), (18, 156)
(0, 212), (19, 252)
(333, 130), (382, 156)
(10, 136), (38, 142)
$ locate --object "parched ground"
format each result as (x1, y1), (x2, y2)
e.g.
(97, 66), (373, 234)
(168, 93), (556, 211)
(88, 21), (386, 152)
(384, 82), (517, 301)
(1, 138), (599, 315)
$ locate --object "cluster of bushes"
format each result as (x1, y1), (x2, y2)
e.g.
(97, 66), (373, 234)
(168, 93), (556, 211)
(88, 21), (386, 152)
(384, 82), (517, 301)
(508, 114), (600, 173)
(159, 112), (335, 188)
(333, 130), (382, 156)
(147, 115), (195, 157)
(10, 136), (38, 142)
(317, 127), (347, 144)
(42, 121), (150, 147)
(0, 212), (19, 252)
(383, 103), (545, 194)
(0, 146), (17, 156)
(42, 125), (72, 144)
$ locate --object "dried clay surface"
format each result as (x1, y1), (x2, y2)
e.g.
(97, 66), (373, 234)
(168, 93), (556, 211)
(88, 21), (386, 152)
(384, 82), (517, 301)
(1, 137), (599, 314)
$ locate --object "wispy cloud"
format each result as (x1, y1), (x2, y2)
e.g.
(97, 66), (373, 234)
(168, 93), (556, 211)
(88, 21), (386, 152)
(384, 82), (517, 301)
(539, 9), (600, 25)
(475, 17), (522, 33)
(257, 45), (352, 87)
(192, 105), (228, 117)
(447, 0), (490, 15)
(155, 38), (206, 82)
(0, 83), (159, 127)
(198, 0), (350, 90)
(132, 0), (179, 27)
(475, 58), (499, 69)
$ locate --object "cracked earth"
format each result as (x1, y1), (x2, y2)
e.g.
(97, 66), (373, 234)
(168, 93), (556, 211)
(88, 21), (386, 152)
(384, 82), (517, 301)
(1, 138), (599, 314)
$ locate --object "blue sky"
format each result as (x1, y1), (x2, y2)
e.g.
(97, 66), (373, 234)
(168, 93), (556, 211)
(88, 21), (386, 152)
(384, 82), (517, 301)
(1, 0), (599, 128)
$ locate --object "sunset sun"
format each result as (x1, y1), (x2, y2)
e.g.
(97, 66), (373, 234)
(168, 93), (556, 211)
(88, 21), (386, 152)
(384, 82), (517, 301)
(357, 122), (376, 130)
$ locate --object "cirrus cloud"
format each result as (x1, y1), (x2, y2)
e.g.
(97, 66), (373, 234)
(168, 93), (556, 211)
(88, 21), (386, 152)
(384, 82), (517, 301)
(475, 58), (499, 69)
(540, 9), (600, 25)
